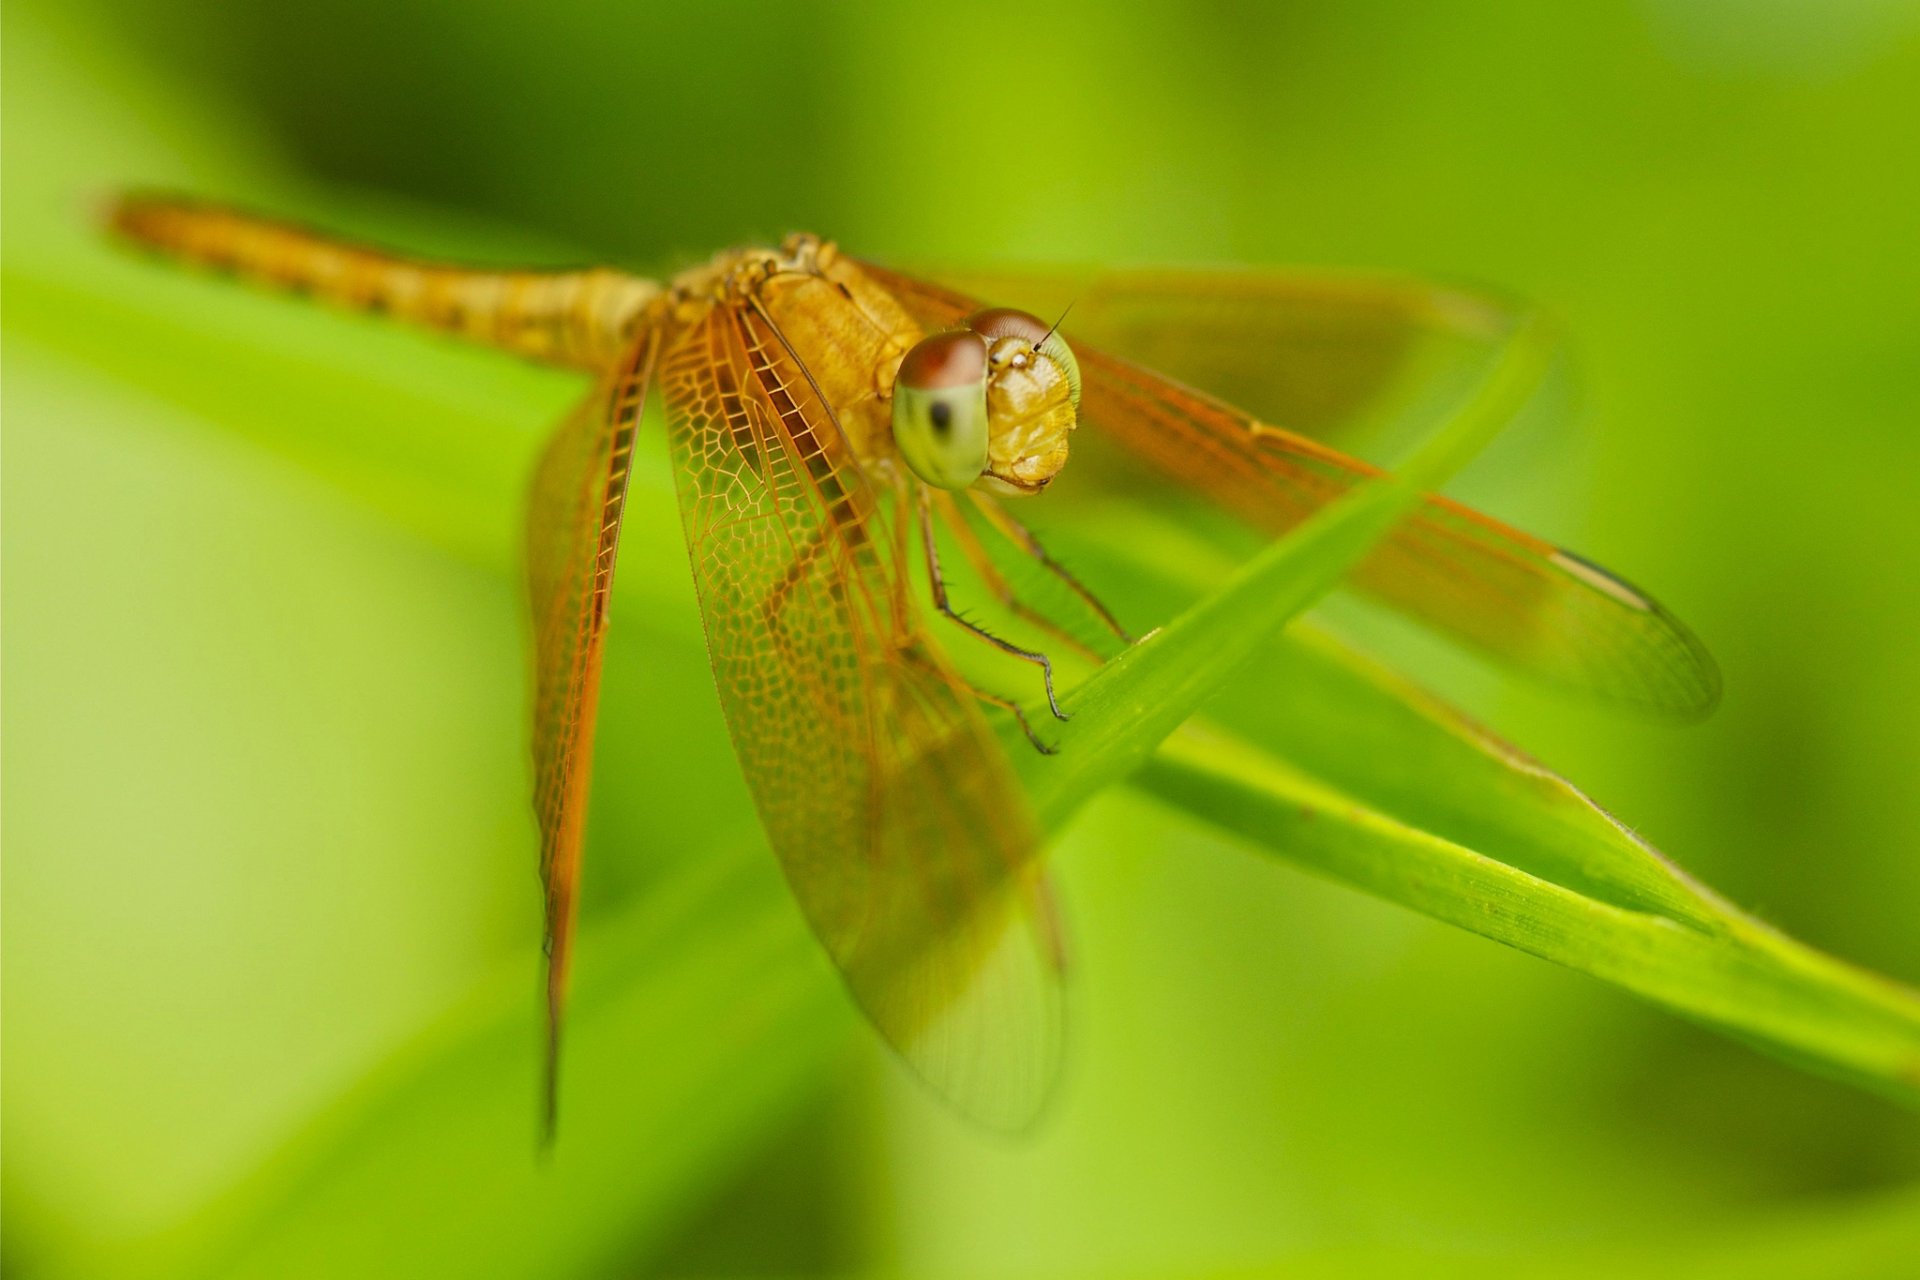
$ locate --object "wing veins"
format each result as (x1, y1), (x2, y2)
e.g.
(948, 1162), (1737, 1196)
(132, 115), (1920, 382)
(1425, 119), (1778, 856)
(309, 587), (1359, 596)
(660, 296), (1063, 1128)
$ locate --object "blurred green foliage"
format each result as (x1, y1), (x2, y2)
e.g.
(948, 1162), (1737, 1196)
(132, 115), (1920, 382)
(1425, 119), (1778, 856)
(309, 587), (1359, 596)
(6, 1), (1920, 1276)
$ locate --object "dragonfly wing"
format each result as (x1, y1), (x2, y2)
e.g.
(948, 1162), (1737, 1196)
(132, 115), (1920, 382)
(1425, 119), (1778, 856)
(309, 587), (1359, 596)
(1073, 348), (1721, 717)
(660, 300), (1064, 1130)
(869, 264), (1519, 444)
(861, 262), (1719, 719)
(525, 334), (655, 1132)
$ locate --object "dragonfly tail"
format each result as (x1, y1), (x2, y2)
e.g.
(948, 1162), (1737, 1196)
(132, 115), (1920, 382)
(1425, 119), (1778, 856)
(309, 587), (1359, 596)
(108, 190), (659, 370)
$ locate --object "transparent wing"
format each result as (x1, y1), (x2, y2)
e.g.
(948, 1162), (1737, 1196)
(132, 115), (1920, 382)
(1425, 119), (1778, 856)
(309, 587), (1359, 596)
(660, 299), (1064, 1130)
(879, 264), (1519, 443)
(862, 262), (1719, 719)
(525, 333), (655, 1133)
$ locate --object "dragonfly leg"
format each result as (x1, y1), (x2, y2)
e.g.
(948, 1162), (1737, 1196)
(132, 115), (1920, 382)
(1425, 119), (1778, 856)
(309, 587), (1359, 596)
(919, 489), (1070, 722)
(928, 491), (1110, 663)
(965, 491), (1134, 645)
(966, 684), (1059, 755)
(899, 641), (1058, 754)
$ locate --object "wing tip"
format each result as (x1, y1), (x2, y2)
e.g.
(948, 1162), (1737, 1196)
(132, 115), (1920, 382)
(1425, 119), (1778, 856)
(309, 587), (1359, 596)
(840, 874), (1069, 1137)
(1550, 548), (1722, 722)
(1646, 605), (1723, 724)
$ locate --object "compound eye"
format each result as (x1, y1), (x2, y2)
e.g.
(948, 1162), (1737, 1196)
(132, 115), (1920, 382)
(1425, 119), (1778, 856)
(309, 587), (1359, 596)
(965, 306), (1051, 344)
(965, 307), (1081, 407)
(892, 330), (990, 489)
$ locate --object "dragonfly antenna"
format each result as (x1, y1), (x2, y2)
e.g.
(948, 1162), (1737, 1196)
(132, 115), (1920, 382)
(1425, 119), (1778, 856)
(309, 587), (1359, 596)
(1040, 298), (1077, 347)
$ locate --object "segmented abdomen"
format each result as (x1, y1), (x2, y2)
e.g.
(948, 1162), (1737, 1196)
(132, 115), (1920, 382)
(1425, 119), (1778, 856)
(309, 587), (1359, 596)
(110, 192), (658, 370)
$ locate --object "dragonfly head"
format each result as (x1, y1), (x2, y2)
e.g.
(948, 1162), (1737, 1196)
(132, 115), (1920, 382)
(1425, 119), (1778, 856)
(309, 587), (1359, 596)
(891, 307), (1080, 496)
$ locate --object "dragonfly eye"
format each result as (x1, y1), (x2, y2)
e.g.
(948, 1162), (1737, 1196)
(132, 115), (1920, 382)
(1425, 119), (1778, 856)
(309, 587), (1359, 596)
(965, 307), (1081, 408)
(1039, 327), (1081, 407)
(893, 329), (990, 489)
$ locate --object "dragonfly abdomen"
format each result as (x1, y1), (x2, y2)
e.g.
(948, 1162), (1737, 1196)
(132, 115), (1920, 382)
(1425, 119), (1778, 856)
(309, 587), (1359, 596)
(109, 193), (658, 370)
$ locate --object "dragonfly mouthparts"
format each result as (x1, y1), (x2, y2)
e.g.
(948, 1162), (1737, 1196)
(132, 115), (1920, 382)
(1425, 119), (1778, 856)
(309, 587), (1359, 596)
(983, 469), (1051, 497)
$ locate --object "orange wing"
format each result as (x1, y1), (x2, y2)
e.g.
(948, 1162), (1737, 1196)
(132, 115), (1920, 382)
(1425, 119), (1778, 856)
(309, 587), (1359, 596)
(884, 264), (1519, 443)
(525, 333), (655, 1137)
(659, 299), (1064, 1131)
(861, 262), (1720, 719)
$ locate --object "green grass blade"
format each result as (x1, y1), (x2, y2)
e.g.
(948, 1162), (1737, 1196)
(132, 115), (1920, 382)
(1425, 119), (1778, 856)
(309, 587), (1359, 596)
(1136, 721), (1920, 1104)
(1194, 624), (1730, 927)
(1019, 312), (1557, 827)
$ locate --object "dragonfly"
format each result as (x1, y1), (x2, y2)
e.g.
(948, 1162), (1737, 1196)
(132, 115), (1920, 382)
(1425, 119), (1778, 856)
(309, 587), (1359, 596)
(109, 194), (1718, 1134)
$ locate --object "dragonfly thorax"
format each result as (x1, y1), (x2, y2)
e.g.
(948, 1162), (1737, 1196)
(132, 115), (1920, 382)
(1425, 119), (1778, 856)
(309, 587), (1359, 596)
(661, 236), (1080, 496)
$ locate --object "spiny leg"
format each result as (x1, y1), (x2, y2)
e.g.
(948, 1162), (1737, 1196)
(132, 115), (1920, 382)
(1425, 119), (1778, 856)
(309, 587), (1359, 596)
(966, 490), (1134, 645)
(964, 684), (1059, 756)
(929, 490), (1109, 664)
(918, 488), (1070, 723)
(900, 642), (1059, 756)
(890, 484), (1053, 753)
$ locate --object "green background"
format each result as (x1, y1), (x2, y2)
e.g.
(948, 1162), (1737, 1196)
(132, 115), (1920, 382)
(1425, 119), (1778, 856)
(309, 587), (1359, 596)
(6, 1), (1920, 1275)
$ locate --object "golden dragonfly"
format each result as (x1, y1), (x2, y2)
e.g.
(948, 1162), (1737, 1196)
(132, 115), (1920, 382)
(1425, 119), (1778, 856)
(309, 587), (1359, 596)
(109, 194), (1718, 1133)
